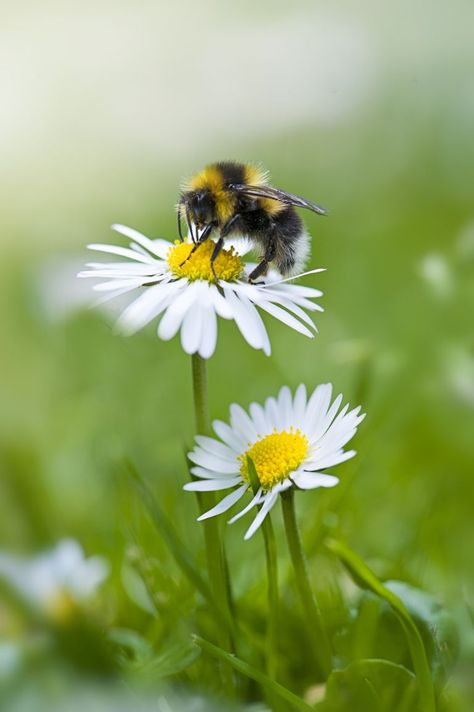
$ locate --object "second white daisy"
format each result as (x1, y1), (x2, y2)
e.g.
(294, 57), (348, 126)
(184, 384), (365, 539)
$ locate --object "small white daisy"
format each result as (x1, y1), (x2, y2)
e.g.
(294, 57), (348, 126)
(184, 384), (365, 540)
(0, 540), (108, 620)
(77, 224), (324, 359)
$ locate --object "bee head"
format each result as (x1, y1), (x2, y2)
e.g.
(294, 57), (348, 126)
(187, 189), (216, 229)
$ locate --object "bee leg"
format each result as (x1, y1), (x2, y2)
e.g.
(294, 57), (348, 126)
(248, 231), (276, 284)
(178, 223), (215, 267)
(220, 213), (244, 238)
(178, 240), (201, 266)
(248, 260), (269, 284)
(210, 236), (224, 282)
(198, 220), (218, 243)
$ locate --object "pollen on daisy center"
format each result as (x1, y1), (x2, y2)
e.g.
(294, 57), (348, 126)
(240, 429), (309, 490)
(167, 240), (244, 282)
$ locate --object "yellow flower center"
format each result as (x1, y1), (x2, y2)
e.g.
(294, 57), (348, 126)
(45, 591), (78, 625)
(240, 429), (309, 490)
(167, 240), (244, 282)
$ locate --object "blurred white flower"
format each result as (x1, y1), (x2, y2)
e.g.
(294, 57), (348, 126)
(418, 252), (453, 299)
(78, 224), (324, 359)
(0, 540), (108, 619)
(184, 384), (364, 539)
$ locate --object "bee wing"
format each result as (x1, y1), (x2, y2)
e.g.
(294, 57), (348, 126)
(229, 183), (327, 215)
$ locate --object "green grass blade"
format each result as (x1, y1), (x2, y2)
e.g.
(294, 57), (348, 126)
(326, 539), (436, 712)
(193, 635), (314, 712)
(126, 459), (237, 638)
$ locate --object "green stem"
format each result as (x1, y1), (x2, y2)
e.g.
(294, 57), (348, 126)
(261, 514), (279, 680)
(190, 354), (234, 687)
(281, 489), (332, 678)
(191, 352), (210, 434)
(194, 635), (314, 712)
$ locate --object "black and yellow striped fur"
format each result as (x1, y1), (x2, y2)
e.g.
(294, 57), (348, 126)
(177, 161), (326, 282)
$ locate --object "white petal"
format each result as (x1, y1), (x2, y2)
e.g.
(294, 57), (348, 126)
(223, 288), (270, 354)
(315, 428), (358, 455)
(306, 449), (356, 470)
(93, 278), (146, 291)
(111, 224), (171, 259)
(227, 488), (264, 524)
(157, 282), (197, 340)
(213, 419), (247, 452)
(305, 384), (333, 436)
(93, 284), (139, 306)
(210, 285), (234, 319)
(194, 436), (237, 462)
(79, 263), (163, 277)
(315, 394), (344, 438)
(188, 450), (239, 474)
(181, 300), (204, 355)
(264, 396), (284, 430)
(293, 384), (307, 427)
(248, 402), (270, 436)
(267, 283), (324, 299)
(116, 283), (176, 334)
(277, 386), (293, 430)
(230, 404), (260, 443)
(87, 243), (155, 264)
(256, 299), (314, 338)
(190, 466), (237, 480)
(312, 404), (362, 449)
(197, 485), (248, 521)
(183, 477), (242, 492)
(244, 490), (279, 540)
(262, 293), (321, 327)
(292, 472), (339, 489)
(198, 303), (218, 359)
(263, 267), (326, 286)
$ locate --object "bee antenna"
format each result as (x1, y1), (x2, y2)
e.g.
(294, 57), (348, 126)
(185, 205), (196, 244)
(177, 200), (184, 242)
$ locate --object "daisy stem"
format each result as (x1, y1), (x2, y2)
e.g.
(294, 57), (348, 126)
(261, 513), (279, 681)
(190, 354), (235, 682)
(281, 489), (332, 678)
(191, 353), (211, 434)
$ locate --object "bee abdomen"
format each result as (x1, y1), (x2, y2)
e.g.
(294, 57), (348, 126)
(273, 207), (310, 275)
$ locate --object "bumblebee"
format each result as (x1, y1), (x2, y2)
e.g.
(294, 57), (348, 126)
(177, 161), (326, 282)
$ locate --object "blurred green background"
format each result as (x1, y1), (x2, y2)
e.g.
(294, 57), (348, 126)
(1, 0), (473, 709)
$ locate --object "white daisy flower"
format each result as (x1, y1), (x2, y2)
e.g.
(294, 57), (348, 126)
(0, 540), (108, 620)
(77, 224), (324, 359)
(184, 384), (365, 540)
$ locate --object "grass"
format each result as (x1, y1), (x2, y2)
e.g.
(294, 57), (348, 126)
(0, 107), (472, 710)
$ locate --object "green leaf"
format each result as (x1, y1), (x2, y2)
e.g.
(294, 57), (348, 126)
(327, 539), (436, 712)
(108, 627), (153, 663)
(315, 659), (417, 712)
(138, 640), (201, 679)
(109, 630), (200, 679)
(194, 635), (314, 712)
(384, 580), (459, 684)
(121, 562), (156, 615)
(246, 456), (260, 495)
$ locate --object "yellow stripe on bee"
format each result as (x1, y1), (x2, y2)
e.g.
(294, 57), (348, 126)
(244, 164), (284, 215)
(187, 165), (224, 192)
(187, 165), (235, 223)
(244, 163), (269, 187)
(259, 197), (285, 216)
